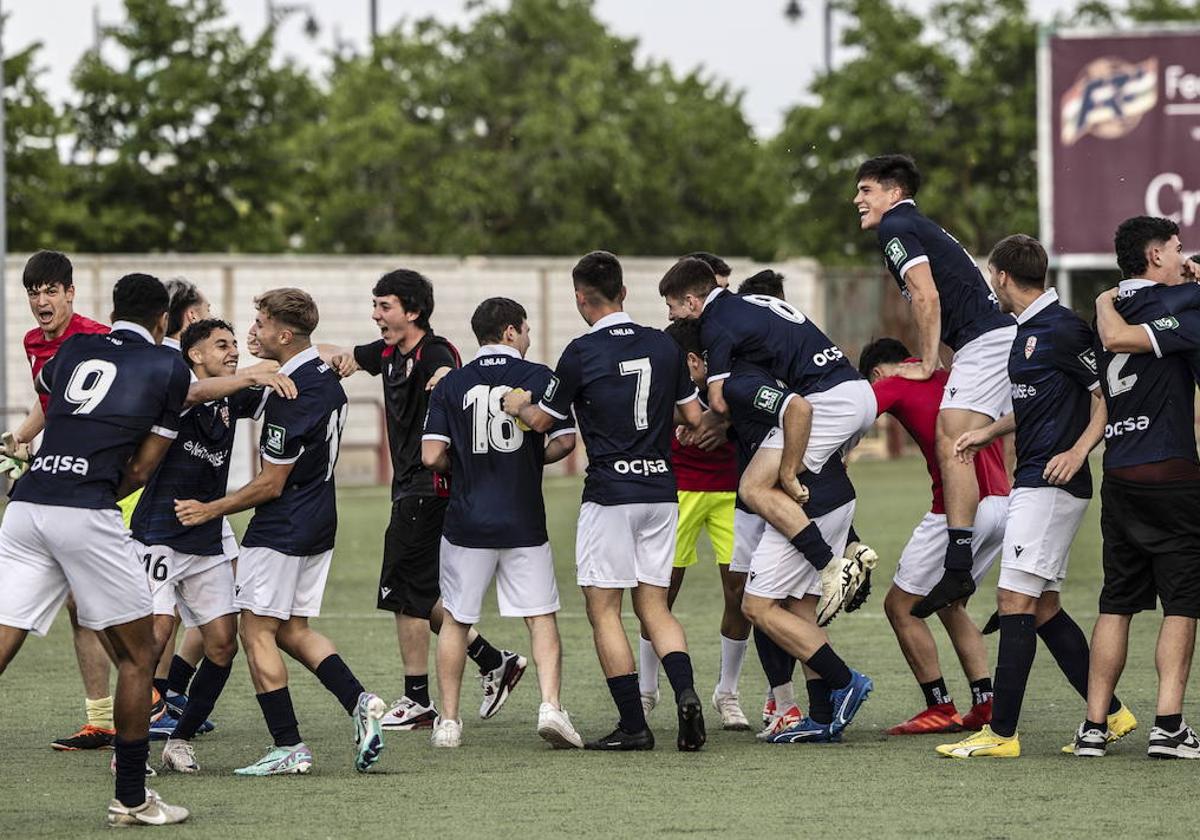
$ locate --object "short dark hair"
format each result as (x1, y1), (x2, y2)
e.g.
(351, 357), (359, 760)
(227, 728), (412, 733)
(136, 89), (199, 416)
(989, 235), (1048, 289)
(856, 154), (921, 198)
(684, 251), (731, 279)
(658, 257), (718, 299)
(180, 318), (235, 361)
(112, 273), (169, 330)
(737, 269), (785, 298)
(471, 297), (527, 345)
(857, 337), (911, 378)
(23, 250), (73, 292)
(1114, 216), (1180, 279)
(166, 278), (204, 336)
(664, 318), (703, 357)
(255, 287), (319, 336)
(572, 251), (624, 302)
(374, 269), (435, 330)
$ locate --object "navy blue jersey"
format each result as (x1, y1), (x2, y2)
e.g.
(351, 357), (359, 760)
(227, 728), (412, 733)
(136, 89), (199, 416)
(425, 347), (574, 548)
(701, 289), (860, 397)
(13, 323), (190, 510)
(1008, 291), (1098, 499)
(539, 313), (697, 506)
(1098, 280), (1200, 470)
(241, 347), (348, 555)
(877, 201), (1014, 351)
(722, 364), (854, 518)
(132, 386), (262, 555)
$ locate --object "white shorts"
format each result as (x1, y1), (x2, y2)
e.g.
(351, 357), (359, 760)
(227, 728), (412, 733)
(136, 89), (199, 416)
(731, 508), (767, 574)
(440, 538), (560, 624)
(942, 325), (1017, 419)
(997, 486), (1090, 598)
(893, 495), (1009, 597)
(134, 542), (236, 628)
(576, 501), (677, 588)
(744, 500), (856, 601)
(221, 518), (239, 561)
(0, 502), (152, 636)
(234, 546), (333, 620)
(761, 379), (877, 473)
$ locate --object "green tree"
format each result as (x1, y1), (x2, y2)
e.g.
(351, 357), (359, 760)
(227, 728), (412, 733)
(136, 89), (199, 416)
(68, 0), (319, 252)
(297, 0), (779, 258)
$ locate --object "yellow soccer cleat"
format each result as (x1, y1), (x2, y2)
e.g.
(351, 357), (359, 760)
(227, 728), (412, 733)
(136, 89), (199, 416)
(936, 725), (1020, 758)
(1061, 704), (1137, 753)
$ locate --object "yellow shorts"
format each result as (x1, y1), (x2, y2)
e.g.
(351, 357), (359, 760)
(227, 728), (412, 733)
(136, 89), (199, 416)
(117, 488), (143, 529)
(675, 491), (736, 568)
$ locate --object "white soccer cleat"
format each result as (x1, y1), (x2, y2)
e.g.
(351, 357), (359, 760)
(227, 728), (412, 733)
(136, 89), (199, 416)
(537, 703), (583, 749)
(161, 738), (199, 774)
(380, 696), (438, 731)
(431, 717), (463, 748)
(106, 788), (189, 827)
(756, 704), (802, 742)
(817, 555), (867, 627)
(711, 689), (751, 731)
(353, 692), (387, 772)
(641, 689), (660, 719)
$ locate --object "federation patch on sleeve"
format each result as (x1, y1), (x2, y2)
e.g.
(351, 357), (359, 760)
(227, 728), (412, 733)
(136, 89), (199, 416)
(753, 385), (784, 412)
(265, 424), (286, 456)
(543, 375), (559, 401)
(885, 237), (909, 269)
(1151, 316), (1180, 331)
(1077, 348), (1098, 375)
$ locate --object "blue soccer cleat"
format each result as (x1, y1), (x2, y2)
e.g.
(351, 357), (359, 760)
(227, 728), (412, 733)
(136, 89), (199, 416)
(767, 716), (842, 744)
(149, 710), (181, 741)
(164, 692), (215, 735)
(828, 670), (873, 734)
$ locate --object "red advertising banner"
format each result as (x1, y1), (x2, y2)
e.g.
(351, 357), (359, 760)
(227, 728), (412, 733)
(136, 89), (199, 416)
(1040, 27), (1200, 258)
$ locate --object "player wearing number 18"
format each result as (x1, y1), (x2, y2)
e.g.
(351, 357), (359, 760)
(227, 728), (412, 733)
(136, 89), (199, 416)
(504, 251), (708, 751)
(422, 298), (582, 749)
(174, 289), (388, 776)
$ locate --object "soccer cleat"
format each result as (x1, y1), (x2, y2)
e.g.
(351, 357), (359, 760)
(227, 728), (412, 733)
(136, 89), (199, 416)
(911, 568), (976, 618)
(233, 744), (314, 775)
(164, 691), (215, 735)
(149, 710), (181, 741)
(110, 754), (158, 778)
(761, 692), (776, 729)
(106, 788), (189, 827)
(1060, 705), (1138, 753)
(961, 698), (992, 731)
(817, 555), (870, 627)
(1147, 722), (1200, 759)
(430, 717), (463, 748)
(887, 703), (964, 736)
(1068, 724), (1110, 757)
(479, 650), (528, 719)
(936, 725), (1020, 758)
(981, 610), (1001, 635)
(676, 687), (707, 752)
(584, 725), (655, 751)
(756, 703), (803, 741)
(768, 716), (841, 744)
(537, 703), (583, 749)
(353, 692), (387, 771)
(641, 689), (660, 719)
(51, 724), (115, 751)
(380, 696), (438, 731)
(843, 542), (878, 613)
(711, 689), (751, 731)
(828, 670), (873, 734)
(149, 689), (166, 723)
(161, 738), (199, 774)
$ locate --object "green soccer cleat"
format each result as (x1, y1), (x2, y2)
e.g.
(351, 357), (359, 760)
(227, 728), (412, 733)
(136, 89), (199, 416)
(353, 692), (387, 772)
(234, 744), (313, 776)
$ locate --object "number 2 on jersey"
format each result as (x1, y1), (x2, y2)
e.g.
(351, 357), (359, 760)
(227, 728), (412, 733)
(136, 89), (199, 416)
(1106, 353), (1137, 396)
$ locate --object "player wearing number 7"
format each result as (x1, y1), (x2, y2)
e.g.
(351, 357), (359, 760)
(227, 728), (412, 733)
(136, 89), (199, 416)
(503, 251), (709, 751)
(174, 289), (388, 776)
(421, 298), (582, 749)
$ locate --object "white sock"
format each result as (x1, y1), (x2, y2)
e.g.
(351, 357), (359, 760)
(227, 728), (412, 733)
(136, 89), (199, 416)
(716, 635), (748, 696)
(638, 637), (659, 696)
(773, 681), (796, 711)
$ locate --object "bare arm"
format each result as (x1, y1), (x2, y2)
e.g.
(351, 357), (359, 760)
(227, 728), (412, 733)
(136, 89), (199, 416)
(673, 397), (703, 430)
(706, 378), (729, 416)
(1044, 389), (1107, 485)
(185, 371), (297, 407)
(175, 460), (294, 526)
(501, 389), (556, 434)
(115, 433), (176, 500)
(953, 412), (1017, 462)
(421, 439), (451, 474)
(777, 395), (814, 501)
(897, 263), (941, 380)
(9, 400), (45, 448)
(1095, 289), (1152, 353)
(544, 432), (576, 464)
(322, 344), (362, 379)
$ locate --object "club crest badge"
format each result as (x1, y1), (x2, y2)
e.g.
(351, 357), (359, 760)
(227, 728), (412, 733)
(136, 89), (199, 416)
(1025, 336), (1037, 358)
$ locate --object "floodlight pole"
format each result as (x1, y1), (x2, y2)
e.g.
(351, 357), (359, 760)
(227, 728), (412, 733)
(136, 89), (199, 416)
(370, 0), (378, 41)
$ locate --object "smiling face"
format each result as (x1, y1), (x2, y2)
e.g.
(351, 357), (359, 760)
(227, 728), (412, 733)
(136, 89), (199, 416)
(1154, 234), (1187, 285)
(853, 177), (905, 231)
(27, 282), (75, 338)
(371, 294), (421, 346)
(664, 293), (704, 322)
(188, 327), (239, 378)
(252, 309), (289, 362)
